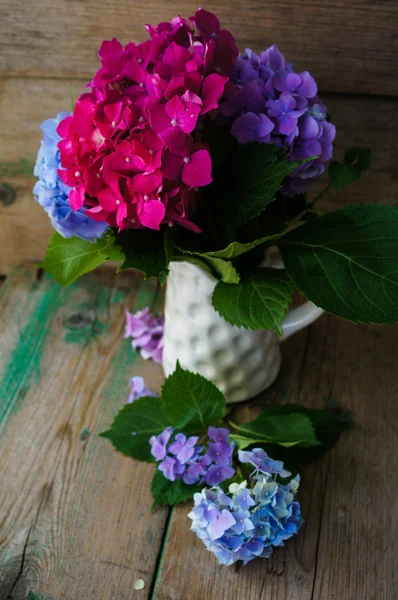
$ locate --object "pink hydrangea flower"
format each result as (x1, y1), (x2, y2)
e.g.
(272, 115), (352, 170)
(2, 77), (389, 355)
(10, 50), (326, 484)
(56, 9), (236, 233)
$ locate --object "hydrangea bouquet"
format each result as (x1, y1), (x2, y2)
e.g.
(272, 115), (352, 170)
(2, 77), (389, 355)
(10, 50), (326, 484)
(34, 8), (397, 566)
(35, 7), (397, 335)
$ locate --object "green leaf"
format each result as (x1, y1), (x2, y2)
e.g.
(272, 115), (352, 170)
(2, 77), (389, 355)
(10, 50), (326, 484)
(234, 403), (350, 468)
(279, 204), (398, 325)
(199, 256), (240, 283)
(231, 413), (321, 449)
(329, 147), (371, 194)
(100, 397), (169, 462)
(212, 268), (295, 336)
(161, 362), (225, 434)
(37, 232), (107, 286)
(218, 143), (315, 227)
(100, 231), (125, 262)
(201, 234), (284, 260)
(117, 229), (168, 280)
(151, 469), (200, 507)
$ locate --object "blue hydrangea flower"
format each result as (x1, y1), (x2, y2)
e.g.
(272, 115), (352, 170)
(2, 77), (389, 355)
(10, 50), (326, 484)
(33, 112), (108, 242)
(221, 45), (336, 196)
(149, 426), (235, 486)
(188, 450), (303, 566)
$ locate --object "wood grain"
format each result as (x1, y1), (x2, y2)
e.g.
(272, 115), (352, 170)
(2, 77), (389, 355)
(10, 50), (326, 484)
(1, 1), (398, 96)
(0, 265), (168, 600)
(153, 316), (398, 600)
(0, 77), (397, 274)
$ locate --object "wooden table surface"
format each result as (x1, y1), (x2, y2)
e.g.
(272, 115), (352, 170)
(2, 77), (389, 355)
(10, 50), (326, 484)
(0, 1), (398, 598)
(0, 264), (397, 600)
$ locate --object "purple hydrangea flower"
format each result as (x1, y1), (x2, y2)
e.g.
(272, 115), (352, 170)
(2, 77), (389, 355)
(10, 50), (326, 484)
(238, 448), (292, 478)
(33, 113), (108, 242)
(188, 460), (303, 566)
(205, 464), (236, 486)
(184, 454), (212, 485)
(221, 45), (336, 195)
(266, 94), (307, 136)
(125, 307), (164, 364)
(231, 112), (274, 144)
(169, 433), (200, 464)
(149, 426), (173, 461)
(127, 376), (157, 404)
(274, 71), (317, 100)
(149, 426), (235, 486)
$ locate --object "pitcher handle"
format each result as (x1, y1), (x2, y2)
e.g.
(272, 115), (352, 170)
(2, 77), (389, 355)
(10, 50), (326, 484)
(267, 249), (324, 340)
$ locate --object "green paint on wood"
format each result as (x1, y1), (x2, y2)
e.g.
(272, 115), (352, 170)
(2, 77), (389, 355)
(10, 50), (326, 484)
(80, 427), (90, 441)
(26, 592), (54, 600)
(0, 279), (65, 425)
(63, 315), (107, 344)
(62, 289), (111, 344)
(0, 157), (35, 177)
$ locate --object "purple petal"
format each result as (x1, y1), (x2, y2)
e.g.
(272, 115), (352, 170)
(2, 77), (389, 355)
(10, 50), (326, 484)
(298, 71), (317, 98)
(207, 509), (236, 541)
(299, 116), (322, 140)
(277, 114), (297, 136)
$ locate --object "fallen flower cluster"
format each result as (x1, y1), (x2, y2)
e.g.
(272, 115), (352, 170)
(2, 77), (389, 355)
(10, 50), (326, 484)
(188, 450), (303, 565)
(150, 426), (235, 486)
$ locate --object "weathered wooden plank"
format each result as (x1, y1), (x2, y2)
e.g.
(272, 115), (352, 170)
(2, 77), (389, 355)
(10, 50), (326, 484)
(1, 1), (398, 96)
(0, 264), (168, 600)
(0, 80), (397, 274)
(153, 317), (398, 599)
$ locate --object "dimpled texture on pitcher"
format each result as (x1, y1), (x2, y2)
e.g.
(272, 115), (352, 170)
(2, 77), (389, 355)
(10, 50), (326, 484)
(162, 261), (282, 404)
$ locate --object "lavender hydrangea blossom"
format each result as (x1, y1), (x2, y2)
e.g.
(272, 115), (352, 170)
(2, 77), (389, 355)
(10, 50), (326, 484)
(127, 376), (157, 403)
(221, 45), (336, 196)
(188, 450), (303, 566)
(149, 426), (235, 485)
(125, 307), (164, 364)
(33, 113), (108, 242)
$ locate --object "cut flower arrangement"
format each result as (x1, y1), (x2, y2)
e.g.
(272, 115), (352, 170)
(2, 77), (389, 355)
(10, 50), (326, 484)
(33, 9), (398, 566)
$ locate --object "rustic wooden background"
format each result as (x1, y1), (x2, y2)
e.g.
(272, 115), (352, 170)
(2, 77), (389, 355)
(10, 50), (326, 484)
(0, 0), (397, 273)
(0, 1), (397, 599)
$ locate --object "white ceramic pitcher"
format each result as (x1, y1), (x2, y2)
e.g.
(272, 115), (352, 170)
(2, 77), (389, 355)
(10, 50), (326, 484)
(162, 258), (323, 404)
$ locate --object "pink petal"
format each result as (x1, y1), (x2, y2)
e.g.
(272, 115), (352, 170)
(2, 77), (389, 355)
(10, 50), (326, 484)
(127, 57), (147, 83)
(162, 151), (184, 180)
(97, 188), (119, 212)
(201, 74), (228, 114)
(104, 149), (134, 175)
(149, 104), (170, 132)
(56, 116), (73, 138)
(85, 206), (109, 222)
(70, 99), (96, 136)
(165, 95), (186, 120)
(98, 38), (123, 59)
(130, 170), (162, 193)
(104, 102), (123, 125)
(162, 41), (190, 73)
(177, 103), (201, 134)
(182, 149), (212, 187)
(192, 8), (220, 36)
(138, 199), (166, 230)
(123, 105), (137, 128)
(116, 201), (127, 228)
(177, 219), (202, 233)
(160, 126), (185, 151)
(69, 186), (85, 210)
(181, 90), (203, 107)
